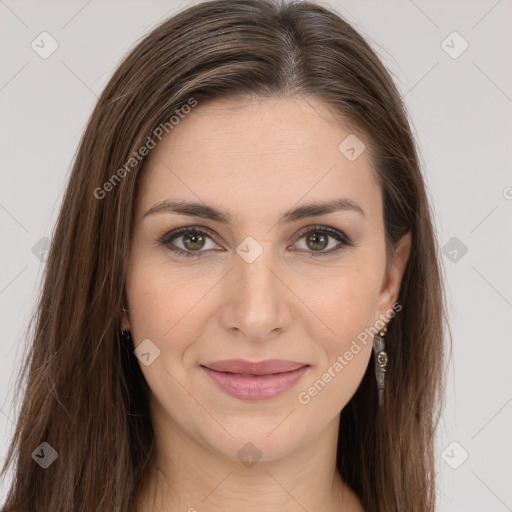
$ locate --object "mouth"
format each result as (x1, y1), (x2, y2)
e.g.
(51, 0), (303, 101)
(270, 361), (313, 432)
(200, 359), (310, 400)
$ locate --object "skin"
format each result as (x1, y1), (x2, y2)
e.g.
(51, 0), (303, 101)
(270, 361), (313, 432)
(122, 96), (411, 512)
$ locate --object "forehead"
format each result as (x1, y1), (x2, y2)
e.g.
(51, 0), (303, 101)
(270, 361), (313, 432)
(152, 95), (357, 160)
(137, 96), (382, 222)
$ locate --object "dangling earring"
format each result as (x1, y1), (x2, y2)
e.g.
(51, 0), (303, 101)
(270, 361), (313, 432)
(120, 305), (130, 343)
(120, 329), (132, 344)
(373, 324), (388, 407)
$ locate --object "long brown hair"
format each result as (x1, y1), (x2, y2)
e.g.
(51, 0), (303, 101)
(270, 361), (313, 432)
(1, 1), (449, 510)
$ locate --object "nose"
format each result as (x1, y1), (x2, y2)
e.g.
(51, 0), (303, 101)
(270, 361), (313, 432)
(219, 247), (293, 342)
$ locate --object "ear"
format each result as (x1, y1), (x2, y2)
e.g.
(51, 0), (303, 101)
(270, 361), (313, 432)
(375, 231), (411, 321)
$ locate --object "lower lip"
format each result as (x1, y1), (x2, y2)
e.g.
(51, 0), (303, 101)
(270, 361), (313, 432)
(201, 365), (309, 401)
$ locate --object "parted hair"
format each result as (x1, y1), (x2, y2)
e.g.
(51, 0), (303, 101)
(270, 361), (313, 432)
(1, 1), (448, 511)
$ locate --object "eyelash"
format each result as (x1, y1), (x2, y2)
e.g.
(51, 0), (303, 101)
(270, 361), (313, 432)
(158, 225), (354, 259)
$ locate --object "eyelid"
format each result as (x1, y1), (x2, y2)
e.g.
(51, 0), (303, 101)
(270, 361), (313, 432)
(290, 224), (354, 257)
(158, 225), (224, 255)
(159, 225), (219, 245)
(159, 224), (354, 258)
(293, 224), (352, 245)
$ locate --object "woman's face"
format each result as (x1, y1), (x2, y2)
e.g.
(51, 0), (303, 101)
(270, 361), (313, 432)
(123, 96), (410, 462)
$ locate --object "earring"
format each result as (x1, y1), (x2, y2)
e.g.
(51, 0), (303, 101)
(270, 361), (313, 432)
(121, 305), (130, 341)
(120, 329), (132, 344)
(373, 324), (388, 407)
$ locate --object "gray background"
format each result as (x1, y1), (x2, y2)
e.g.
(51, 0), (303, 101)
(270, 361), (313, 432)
(1, 1), (511, 510)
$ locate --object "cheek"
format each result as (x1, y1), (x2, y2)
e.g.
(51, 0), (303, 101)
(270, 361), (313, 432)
(125, 256), (218, 356)
(124, 258), (213, 412)
(296, 273), (379, 412)
(297, 260), (382, 404)
(305, 262), (383, 347)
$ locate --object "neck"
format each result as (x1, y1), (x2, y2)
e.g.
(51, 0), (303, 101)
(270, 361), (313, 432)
(134, 406), (362, 512)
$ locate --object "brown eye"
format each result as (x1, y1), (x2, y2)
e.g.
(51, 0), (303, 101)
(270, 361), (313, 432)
(182, 231), (207, 251)
(160, 227), (221, 258)
(294, 226), (354, 257)
(304, 231), (329, 251)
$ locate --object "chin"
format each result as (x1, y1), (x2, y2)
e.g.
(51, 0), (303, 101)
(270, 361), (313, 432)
(194, 417), (309, 463)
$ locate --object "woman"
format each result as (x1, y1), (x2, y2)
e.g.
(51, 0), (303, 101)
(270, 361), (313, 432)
(1, 0), (448, 510)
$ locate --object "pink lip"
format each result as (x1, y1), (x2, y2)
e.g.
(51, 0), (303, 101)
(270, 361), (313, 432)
(200, 359), (309, 401)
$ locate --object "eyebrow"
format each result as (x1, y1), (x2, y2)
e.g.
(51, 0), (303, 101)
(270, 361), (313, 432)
(143, 197), (365, 224)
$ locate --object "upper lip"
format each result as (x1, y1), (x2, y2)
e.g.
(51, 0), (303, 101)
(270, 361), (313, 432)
(201, 359), (309, 375)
